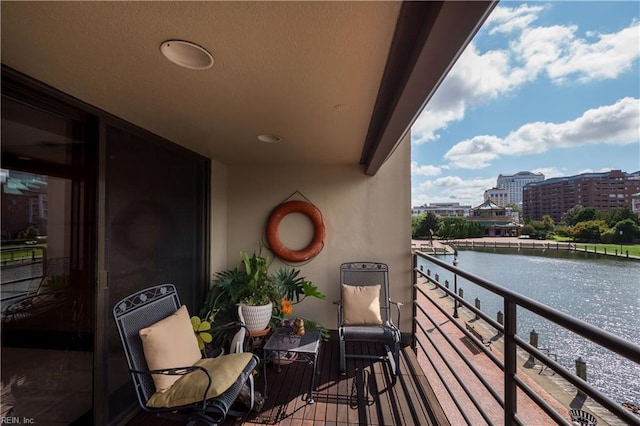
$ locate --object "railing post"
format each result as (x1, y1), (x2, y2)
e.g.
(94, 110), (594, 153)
(474, 298), (480, 320)
(459, 288), (464, 299)
(412, 253), (418, 352)
(453, 253), (459, 318)
(527, 330), (538, 365)
(576, 357), (587, 398)
(504, 299), (517, 425)
(497, 311), (504, 325)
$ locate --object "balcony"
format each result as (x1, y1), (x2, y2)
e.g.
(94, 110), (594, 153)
(129, 250), (640, 426)
(129, 339), (449, 426)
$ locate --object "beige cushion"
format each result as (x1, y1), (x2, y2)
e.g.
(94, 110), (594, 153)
(139, 305), (202, 392)
(146, 353), (255, 408)
(341, 284), (382, 325)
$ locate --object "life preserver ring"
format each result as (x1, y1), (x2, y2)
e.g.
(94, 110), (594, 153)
(266, 200), (326, 262)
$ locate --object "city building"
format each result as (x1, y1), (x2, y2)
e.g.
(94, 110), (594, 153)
(484, 187), (509, 206)
(496, 171), (545, 205)
(467, 199), (520, 237)
(633, 192), (640, 217)
(522, 170), (640, 222)
(411, 202), (471, 217)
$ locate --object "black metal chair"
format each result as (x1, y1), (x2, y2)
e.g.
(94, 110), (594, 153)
(113, 284), (259, 426)
(335, 262), (402, 376)
(569, 409), (597, 425)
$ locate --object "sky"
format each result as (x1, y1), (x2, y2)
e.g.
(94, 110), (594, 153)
(410, 1), (640, 208)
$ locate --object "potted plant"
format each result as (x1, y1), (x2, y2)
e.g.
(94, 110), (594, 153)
(200, 249), (279, 332)
(200, 247), (327, 346)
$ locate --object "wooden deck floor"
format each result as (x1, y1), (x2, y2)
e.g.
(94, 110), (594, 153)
(128, 339), (449, 425)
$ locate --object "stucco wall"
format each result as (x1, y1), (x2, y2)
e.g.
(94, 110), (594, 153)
(210, 159), (229, 275)
(216, 134), (412, 332)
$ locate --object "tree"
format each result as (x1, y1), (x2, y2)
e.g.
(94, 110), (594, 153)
(613, 219), (639, 243)
(412, 212), (440, 239)
(570, 220), (609, 242)
(561, 205), (583, 226)
(438, 217), (468, 239)
(573, 207), (598, 224)
(541, 215), (555, 232)
(601, 206), (639, 228)
(521, 224), (535, 236)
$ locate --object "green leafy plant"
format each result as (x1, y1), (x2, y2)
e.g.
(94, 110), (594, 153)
(200, 247), (327, 339)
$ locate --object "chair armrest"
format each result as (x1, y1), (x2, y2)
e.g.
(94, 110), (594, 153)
(333, 300), (343, 327)
(389, 300), (403, 328)
(132, 365), (212, 411)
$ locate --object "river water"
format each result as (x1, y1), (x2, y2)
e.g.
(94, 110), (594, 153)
(420, 248), (640, 406)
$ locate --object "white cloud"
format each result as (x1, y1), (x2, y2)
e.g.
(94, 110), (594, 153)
(575, 167), (622, 175)
(484, 4), (546, 35)
(530, 167), (565, 179)
(444, 97), (640, 169)
(413, 176), (495, 207)
(410, 161), (442, 176)
(411, 5), (640, 145)
(546, 23), (640, 83)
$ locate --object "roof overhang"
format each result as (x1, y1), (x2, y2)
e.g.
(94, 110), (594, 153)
(1, 1), (496, 175)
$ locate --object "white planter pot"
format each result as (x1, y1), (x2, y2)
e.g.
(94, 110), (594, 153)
(238, 302), (273, 332)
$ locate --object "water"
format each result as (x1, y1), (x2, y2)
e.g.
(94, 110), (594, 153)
(419, 248), (640, 406)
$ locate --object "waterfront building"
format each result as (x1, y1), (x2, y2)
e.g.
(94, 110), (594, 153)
(522, 169), (640, 222)
(411, 202), (471, 217)
(468, 199), (521, 237)
(496, 171), (545, 206)
(484, 187), (509, 206)
(632, 192), (640, 217)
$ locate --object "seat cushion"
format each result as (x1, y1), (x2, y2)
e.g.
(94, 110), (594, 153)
(139, 305), (202, 392)
(145, 353), (255, 408)
(341, 284), (382, 325)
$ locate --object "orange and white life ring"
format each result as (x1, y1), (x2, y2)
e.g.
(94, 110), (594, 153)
(265, 200), (326, 262)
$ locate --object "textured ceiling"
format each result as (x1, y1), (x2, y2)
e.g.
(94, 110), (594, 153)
(1, 1), (402, 167)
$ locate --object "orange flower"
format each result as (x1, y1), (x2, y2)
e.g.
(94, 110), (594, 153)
(280, 298), (293, 315)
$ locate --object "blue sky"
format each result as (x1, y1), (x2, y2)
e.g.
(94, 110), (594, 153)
(410, 1), (640, 207)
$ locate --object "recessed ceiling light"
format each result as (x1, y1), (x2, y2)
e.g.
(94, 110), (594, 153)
(160, 40), (214, 70)
(257, 134), (282, 144)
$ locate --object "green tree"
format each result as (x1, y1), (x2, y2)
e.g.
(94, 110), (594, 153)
(573, 207), (598, 224)
(412, 212), (440, 239)
(613, 219), (639, 243)
(438, 217), (468, 239)
(601, 206), (639, 228)
(570, 220), (609, 242)
(521, 224), (535, 236)
(560, 205), (584, 226)
(541, 215), (555, 232)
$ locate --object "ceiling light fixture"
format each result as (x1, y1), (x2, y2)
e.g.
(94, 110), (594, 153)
(257, 134), (282, 144)
(160, 40), (214, 70)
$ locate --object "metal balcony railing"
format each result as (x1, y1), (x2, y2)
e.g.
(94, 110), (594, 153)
(411, 250), (640, 426)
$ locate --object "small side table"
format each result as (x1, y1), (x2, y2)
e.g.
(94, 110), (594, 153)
(263, 327), (321, 404)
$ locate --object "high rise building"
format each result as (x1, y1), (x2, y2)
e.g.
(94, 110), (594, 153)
(522, 170), (640, 222)
(484, 187), (509, 206)
(496, 172), (545, 205)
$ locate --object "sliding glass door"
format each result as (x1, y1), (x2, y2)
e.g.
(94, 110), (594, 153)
(1, 91), (96, 424)
(1, 68), (210, 425)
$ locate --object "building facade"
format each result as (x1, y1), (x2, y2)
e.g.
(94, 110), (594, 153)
(411, 202), (471, 217)
(522, 170), (640, 222)
(484, 187), (509, 206)
(496, 172), (545, 205)
(468, 199), (520, 237)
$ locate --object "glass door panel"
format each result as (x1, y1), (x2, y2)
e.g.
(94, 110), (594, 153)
(1, 96), (95, 424)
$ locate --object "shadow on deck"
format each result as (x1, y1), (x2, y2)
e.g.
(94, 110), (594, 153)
(128, 339), (449, 425)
